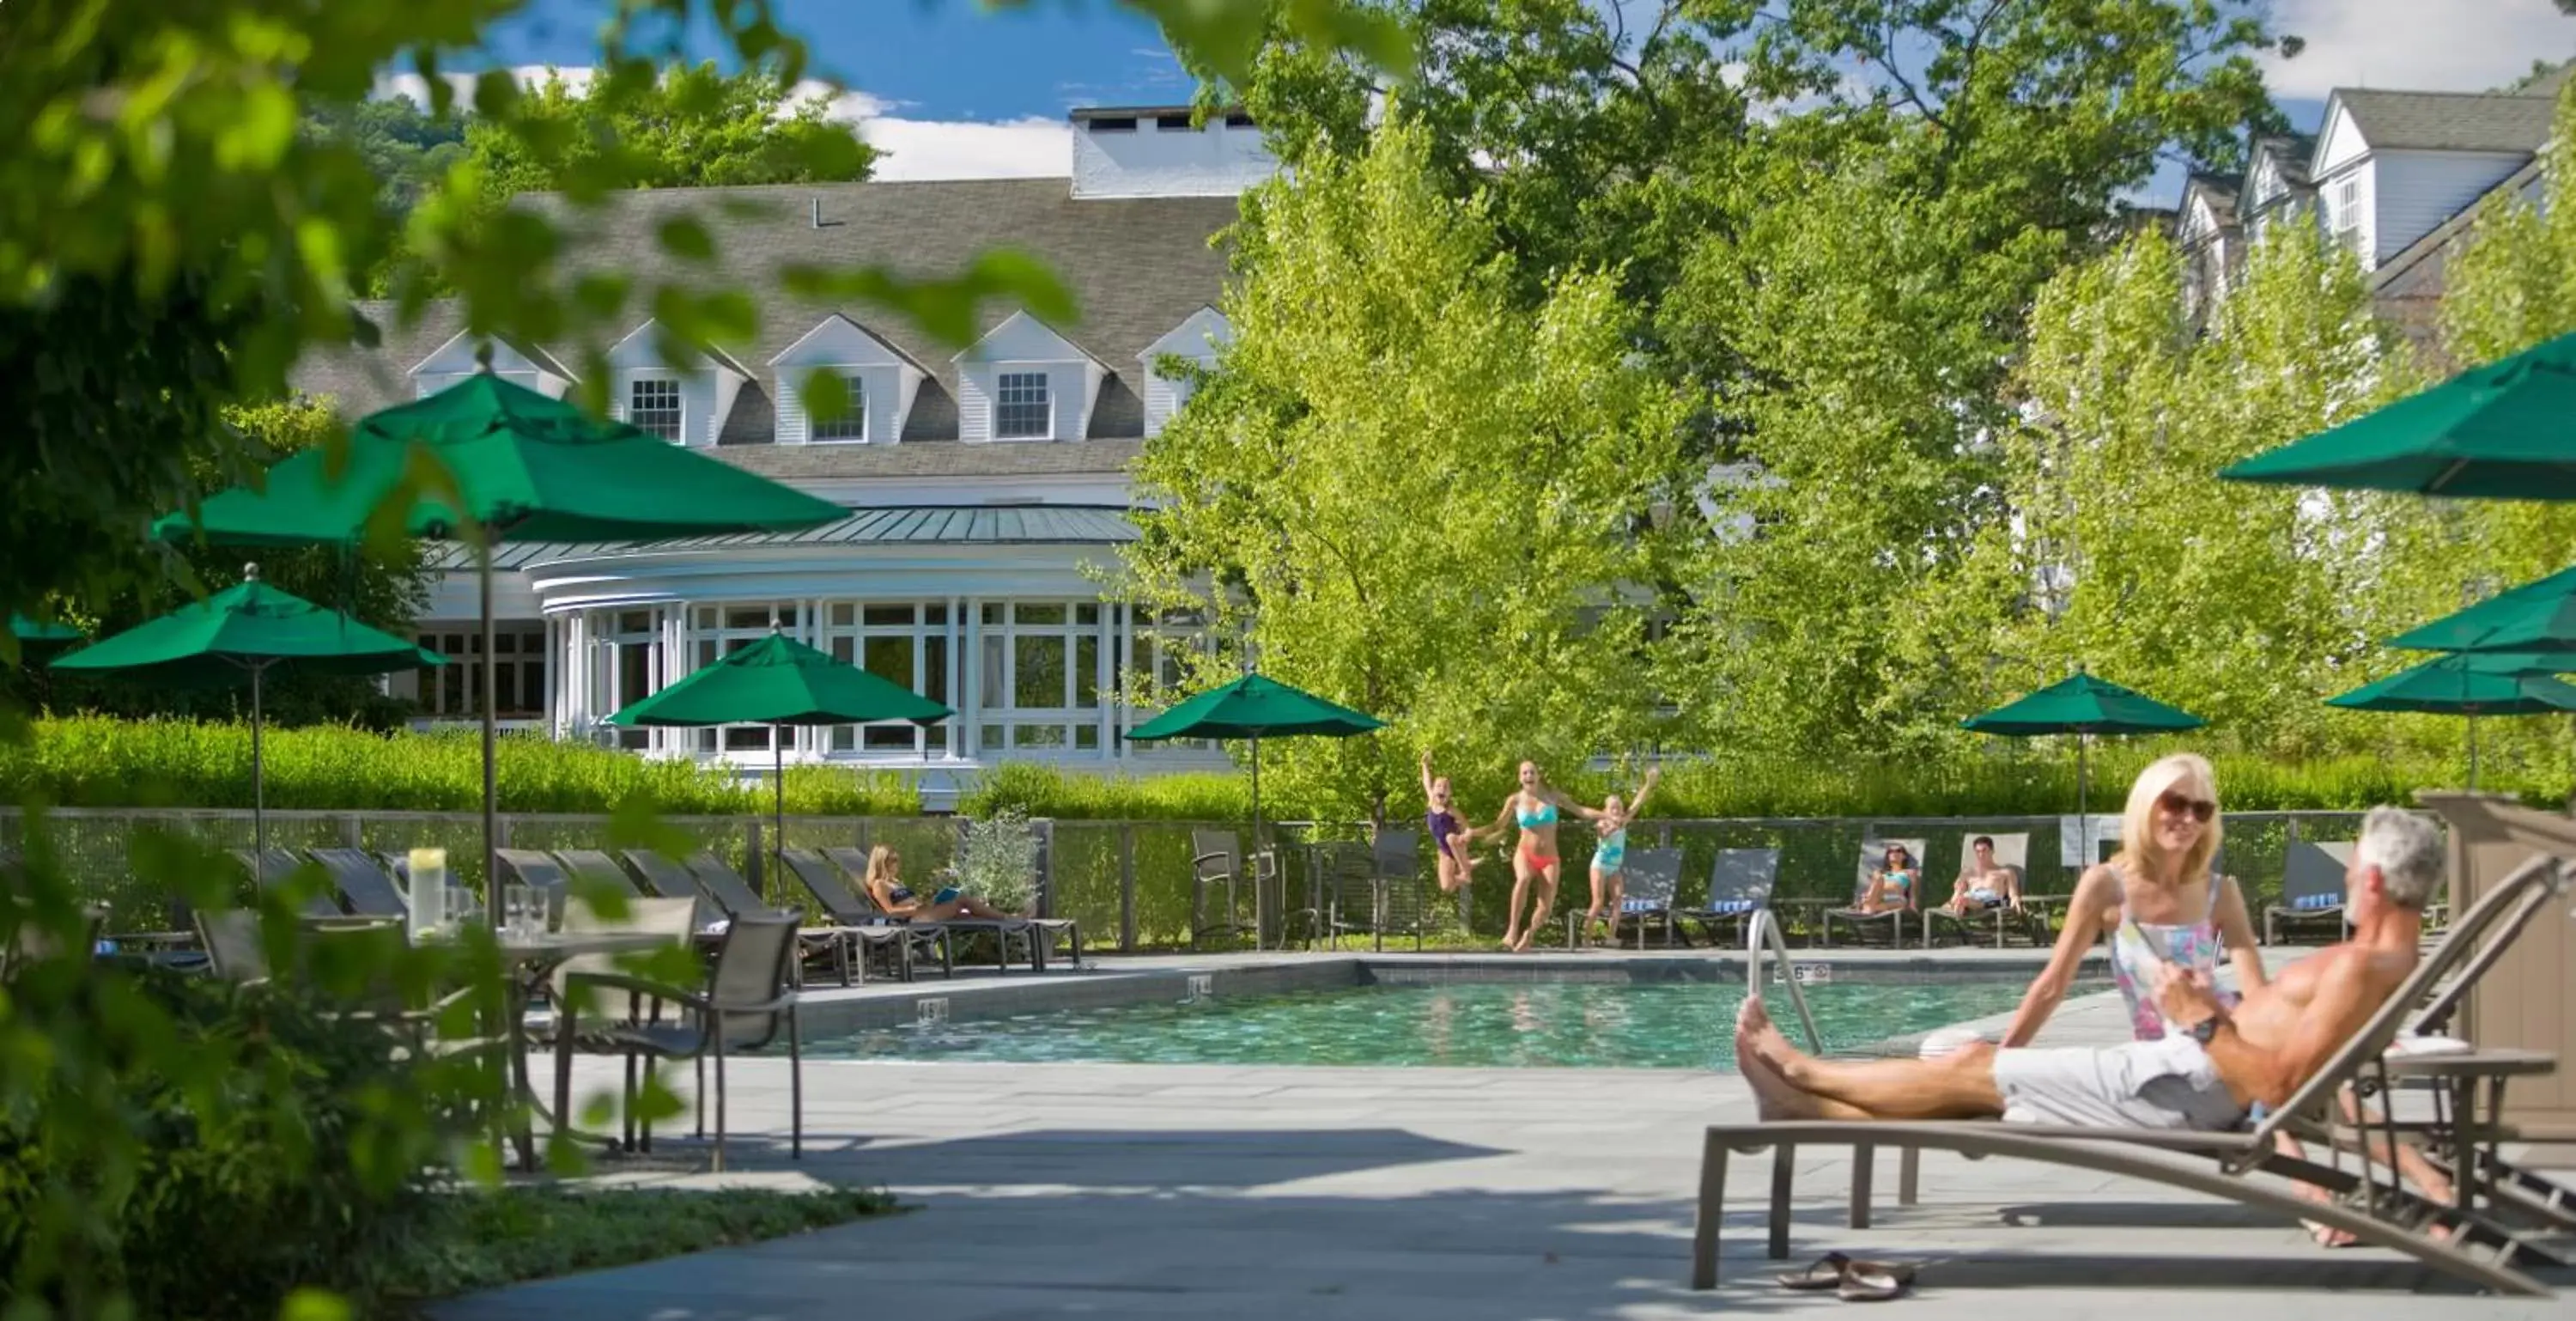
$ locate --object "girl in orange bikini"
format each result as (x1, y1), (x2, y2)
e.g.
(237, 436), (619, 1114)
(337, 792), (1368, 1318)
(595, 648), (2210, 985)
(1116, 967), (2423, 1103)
(1480, 759), (1601, 953)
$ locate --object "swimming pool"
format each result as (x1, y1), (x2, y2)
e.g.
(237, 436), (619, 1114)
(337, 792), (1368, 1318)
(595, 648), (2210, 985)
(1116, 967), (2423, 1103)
(812, 978), (2070, 1070)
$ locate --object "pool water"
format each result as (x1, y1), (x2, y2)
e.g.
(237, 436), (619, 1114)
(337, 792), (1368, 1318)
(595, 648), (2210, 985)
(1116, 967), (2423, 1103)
(817, 979), (2064, 1070)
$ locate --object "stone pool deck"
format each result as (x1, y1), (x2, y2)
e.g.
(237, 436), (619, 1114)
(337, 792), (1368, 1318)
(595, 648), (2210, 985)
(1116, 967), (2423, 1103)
(439, 948), (2574, 1320)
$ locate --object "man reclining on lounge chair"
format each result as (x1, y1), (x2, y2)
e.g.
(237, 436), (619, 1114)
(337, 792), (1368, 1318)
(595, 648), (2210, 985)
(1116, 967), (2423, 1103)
(1736, 805), (2442, 1131)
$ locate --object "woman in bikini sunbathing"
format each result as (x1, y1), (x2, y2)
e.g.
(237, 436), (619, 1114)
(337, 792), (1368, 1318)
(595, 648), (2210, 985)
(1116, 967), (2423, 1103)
(1577, 765), (1660, 947)
(1481, 759), (1601, 953)
(860, 844), (1016, 922)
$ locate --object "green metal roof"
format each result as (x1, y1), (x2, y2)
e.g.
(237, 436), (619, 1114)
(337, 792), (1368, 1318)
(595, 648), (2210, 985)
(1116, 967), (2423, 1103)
(425, 505), (1139, 570)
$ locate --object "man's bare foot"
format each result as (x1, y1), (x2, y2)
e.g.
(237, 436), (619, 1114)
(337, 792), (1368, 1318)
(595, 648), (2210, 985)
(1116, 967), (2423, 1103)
(1735, 996), (1823, 1120)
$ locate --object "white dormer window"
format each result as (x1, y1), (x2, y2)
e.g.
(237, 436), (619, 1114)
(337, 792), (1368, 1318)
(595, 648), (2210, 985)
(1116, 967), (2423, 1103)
(2329, 174), (2364, 254)
(1139, 307), (1232, 437)
(953, 312), (1105, 442)
(769, 315), (926, 446)
(410, 331), (576, 401)
(809, 373), (868, 441)
(628, 378), (683, 441)
(995, 372), (1052, 439)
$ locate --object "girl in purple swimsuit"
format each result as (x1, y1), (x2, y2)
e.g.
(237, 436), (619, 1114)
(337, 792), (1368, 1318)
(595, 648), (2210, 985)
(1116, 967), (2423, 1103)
(1419, 750), (1477, 897)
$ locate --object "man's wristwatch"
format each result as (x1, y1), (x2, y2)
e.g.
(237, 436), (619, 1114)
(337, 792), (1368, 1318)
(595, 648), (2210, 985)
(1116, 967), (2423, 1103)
(2185, 1014), (2221, 1046)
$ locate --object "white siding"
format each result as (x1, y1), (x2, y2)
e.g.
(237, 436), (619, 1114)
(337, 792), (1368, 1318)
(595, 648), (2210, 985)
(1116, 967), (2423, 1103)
(2318, 162), (2376, 267)
(776, 365), (903, 444)
(2372, 149), (2534, 260)
(417, 368), (544, 399)
(952, 313), (1103, 441)
(957, 367), (993, 440)
(1071, 114), (1279, 198)
(1142, 361), (1212, 436)
(2314, 102), (2370, 178)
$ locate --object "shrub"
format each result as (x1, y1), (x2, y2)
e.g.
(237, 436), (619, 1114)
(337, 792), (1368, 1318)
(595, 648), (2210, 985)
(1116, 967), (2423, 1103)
(950, 807), (1040, 912)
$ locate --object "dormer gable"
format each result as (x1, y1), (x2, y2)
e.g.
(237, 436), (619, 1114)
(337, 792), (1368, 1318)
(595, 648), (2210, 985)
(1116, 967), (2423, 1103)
(768, 314), (929, 445)
(2313, 95), (2372, 180)
(410, 331), (575, 400)
(1138, 306), (1231, 437)
(600, 319), (747, 448)
(952, 311), (1106, 443)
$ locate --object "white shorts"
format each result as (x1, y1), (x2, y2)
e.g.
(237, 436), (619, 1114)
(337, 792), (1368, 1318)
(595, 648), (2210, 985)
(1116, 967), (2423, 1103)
(1991, 1035), (2245, 1131)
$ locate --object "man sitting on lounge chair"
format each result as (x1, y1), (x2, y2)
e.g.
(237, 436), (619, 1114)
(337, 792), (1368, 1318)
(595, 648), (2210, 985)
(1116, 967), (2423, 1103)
(1736, 805), (2440, 1131)
(1941, 835), (2020, 913)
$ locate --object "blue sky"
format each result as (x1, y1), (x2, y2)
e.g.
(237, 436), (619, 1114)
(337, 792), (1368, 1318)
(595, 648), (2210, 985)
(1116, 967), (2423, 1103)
(447, 0), (2576, 186)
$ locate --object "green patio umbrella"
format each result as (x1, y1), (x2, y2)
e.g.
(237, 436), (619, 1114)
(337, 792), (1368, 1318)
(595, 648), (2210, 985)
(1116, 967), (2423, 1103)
(2385, 564), (2576, 656)
(49, 567), (442, 855)
(1962, 670), (2208, 861)
(2220, 326), (2576, 499)
(607, 630), (951, 895)
(9, 613), (84, 665)
(2326, 653), (2576, 791)
(155, 369), (843, 921)
(1126, 673), (1385, 945)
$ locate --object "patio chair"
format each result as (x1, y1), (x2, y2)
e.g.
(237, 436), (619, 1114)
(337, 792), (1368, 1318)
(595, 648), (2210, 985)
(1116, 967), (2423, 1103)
(1324, 830), (1429, 953)
(2266, 840), (2354, 944)
(1823, 835), (1926, 948)
(817, 844), (1053, 974)
(231, 848), (343, 919)
(552, 908), (805, 1173)
(543, 894), (699, 1151)
(1923, 832), (2042, 948)
(310, 847), (412, 920)
(1190, 828), (1255, 949)
(1673, 848), (1778, 947)
(1571, 846), (1684, 950)
(1691, 846), (2576, 1297)
(195, 907), (270, 983)
(776, 847), (948, 983)
(619, 848), (727, 934)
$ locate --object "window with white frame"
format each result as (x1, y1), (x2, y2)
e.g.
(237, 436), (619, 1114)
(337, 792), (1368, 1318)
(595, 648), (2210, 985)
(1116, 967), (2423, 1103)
(686, 604), (803, 752)
(629, 377), (683, 441)
(808, 373), (867, 441)
(994, 371), (1051, 439)
(977, 601), (1103, 753)
(818, 602), (951, 757)
(2329, 174), (2363, 254)
(415, 625), (548, 721)
(602, 610), (659, 750)
(1119, 606), (1214, 751)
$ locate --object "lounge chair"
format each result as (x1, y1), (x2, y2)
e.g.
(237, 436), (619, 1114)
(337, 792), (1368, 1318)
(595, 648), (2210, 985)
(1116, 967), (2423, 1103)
(1673, 848), (1778, 948)
(231, 848), (343, 919)
(817, 845), (1059, 973)
(551, 849), (647, 903)
(310, 847), (412, 920)
(1569, 846), (1683, 950)
(2266, 840), (2354, 944)
(553, 908), (805, 1172)
(619, 847), (727, 934)
(626, 848), (867, 982)
(1823, 836), (1926, 948)
(776, 846), (948, 983)
(1924, 832), (2042, 948)
(1326, 830), (1429, 953)
(1691, 847), (2576, 1296)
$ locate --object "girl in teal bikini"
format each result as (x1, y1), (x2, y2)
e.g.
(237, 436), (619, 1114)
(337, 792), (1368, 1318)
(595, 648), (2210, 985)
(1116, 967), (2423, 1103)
(1577, 765), (1660, 948)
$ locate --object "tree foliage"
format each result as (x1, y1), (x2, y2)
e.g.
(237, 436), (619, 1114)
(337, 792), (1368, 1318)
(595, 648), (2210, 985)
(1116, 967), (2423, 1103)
(1119, 122), (1691, 821)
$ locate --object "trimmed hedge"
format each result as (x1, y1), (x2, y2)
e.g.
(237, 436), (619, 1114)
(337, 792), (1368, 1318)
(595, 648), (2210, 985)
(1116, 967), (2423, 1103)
(0, 716), (918, 815)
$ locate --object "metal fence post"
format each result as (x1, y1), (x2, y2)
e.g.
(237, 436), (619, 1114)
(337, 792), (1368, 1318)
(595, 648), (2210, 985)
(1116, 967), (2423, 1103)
(343, 813), (362, 848)
(1120, 823), (1138, 953)
(1032, 817), (1055, 919)
(747, 816), (766, 905)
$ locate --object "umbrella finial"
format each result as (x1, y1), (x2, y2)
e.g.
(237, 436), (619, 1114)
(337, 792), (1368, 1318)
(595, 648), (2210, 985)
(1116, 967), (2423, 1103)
(242, 562), (260, 582)
(474, 341), (495, 373)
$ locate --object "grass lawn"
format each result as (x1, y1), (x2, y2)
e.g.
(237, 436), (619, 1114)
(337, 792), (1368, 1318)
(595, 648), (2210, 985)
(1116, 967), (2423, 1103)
(377, 1184), (900, 1314)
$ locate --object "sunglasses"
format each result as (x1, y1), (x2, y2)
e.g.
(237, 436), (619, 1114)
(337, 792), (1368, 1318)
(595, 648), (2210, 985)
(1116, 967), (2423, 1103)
(2157, 791), (2217, 823)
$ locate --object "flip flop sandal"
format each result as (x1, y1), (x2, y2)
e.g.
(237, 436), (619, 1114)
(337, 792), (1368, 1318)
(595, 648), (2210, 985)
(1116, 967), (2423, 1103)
(1777, 1252), (1853, 1290)
(1838, 1267), (1911, 1302)
(1848, 1260), (1917, 1287)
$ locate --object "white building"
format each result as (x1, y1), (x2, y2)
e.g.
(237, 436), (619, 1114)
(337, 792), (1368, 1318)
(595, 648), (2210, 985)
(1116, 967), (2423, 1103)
(300, 108), (1270, 788)
(2178, 66), (2567, 352)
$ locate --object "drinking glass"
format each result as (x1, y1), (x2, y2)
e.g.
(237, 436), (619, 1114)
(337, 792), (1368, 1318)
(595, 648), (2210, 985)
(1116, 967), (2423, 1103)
(506, 885), (537, 941)
(446, 886), (477, 931)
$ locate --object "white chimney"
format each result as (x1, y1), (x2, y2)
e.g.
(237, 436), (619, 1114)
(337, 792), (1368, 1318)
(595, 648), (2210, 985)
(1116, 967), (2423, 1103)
(1068, 107), (1280, 199)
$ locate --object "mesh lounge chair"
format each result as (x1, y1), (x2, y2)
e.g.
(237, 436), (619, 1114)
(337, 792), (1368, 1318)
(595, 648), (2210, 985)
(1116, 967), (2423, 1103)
(1190, 829), (1256, 949)
(776, 847), (947, 983)
(1924, 832), (2041, 948)
(1691, 845), (2576, 1297)
(2266, 840), (2354, 945)
(630, 848), (869, 982)
(231, 848), (343, 919)
(1674, 848), (1778, 948)
(1569, 847), (1684, 949)
(310, 847), (412, 920)
(552, 849), (646, 903)
(1322, 831), (1429, 953)
(495, 849), (578, 927)
(620, 848), (728, 934)
(553, 908), (805, 1173)
(817, 845), (1052, 973)
(1824, 836), (1926, 948)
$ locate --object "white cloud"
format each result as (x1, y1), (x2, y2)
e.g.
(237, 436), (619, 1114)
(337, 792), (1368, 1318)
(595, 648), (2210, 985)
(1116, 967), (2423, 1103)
(368, 65), (1069, 180)
(2263, 0), (2575, 103)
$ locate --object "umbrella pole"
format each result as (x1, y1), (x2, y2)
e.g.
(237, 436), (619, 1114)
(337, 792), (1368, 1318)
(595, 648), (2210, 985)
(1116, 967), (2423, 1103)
(480, 543), (501, 928)
(1251, 734), (1264, 953)
(2076, 734), (2089, 866)
(252, 660), (266, 859)
(2468, 715), (2479, 793)
(774, 725), (786, 907)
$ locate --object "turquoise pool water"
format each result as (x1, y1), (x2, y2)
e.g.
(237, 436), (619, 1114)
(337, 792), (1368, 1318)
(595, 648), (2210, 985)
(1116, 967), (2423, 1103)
(817, 979), (2069, 1070)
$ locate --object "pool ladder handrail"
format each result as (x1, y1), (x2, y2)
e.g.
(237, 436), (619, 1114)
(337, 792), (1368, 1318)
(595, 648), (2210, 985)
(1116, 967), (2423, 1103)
(1744, 908), (1825, 1055)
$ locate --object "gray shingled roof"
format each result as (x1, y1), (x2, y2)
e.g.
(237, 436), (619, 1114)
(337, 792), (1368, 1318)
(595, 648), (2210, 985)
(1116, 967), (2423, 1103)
(422, 503), (1139, 569)
(289, 177), (1236, 479)
(2335, 89), (2556, 155)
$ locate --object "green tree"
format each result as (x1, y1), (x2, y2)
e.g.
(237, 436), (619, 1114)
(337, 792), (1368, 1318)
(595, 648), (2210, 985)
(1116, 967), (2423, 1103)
(461, 63), (878, 198)
(1118, 121), (1691, 822)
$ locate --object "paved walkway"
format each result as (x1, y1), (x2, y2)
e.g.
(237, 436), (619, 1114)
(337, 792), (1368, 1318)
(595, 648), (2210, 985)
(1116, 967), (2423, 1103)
(437, 963), (2573, 1320)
